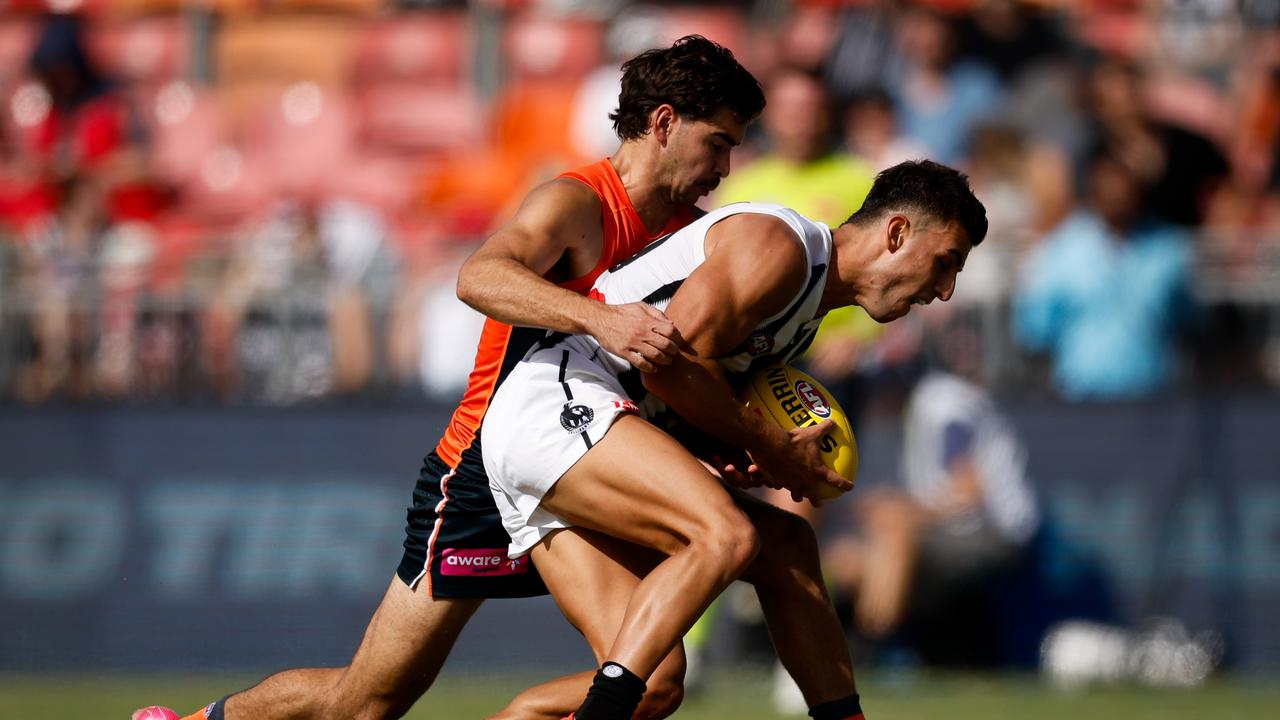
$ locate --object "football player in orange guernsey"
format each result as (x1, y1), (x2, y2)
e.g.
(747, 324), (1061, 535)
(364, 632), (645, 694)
(141, 35), (761, 720)
(132, 36), (913, 720)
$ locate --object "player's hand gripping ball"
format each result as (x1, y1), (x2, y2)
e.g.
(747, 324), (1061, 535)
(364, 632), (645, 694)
(740, 363), (858, 500)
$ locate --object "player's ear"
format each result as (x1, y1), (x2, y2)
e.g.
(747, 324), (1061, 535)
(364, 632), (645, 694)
(652, 104), (676, 144)
(886, 215), (909, 253)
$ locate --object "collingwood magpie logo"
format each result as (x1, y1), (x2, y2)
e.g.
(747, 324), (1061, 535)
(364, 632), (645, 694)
(560, 403), (595, 433)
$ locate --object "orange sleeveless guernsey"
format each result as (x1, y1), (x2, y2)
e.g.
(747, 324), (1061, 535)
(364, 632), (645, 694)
(434, 158), (696, 468)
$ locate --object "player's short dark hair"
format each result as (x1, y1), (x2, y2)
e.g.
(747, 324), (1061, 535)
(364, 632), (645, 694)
(611, 35), (765, 141)
(843, 160), (988, 246)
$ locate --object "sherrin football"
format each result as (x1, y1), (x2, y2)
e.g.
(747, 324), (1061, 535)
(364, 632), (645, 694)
(739, 363), (858, 499)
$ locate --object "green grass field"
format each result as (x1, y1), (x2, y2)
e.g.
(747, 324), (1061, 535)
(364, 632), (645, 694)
(3, 669), (1277, 719)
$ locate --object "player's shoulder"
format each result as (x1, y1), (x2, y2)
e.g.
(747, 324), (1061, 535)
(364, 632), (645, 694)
(703, 206), (809, 304)
(523, 176), (603, 213)
(707, 205), (808, 264)
(510, 177), (604, 236)
(708, 202), (812, 230)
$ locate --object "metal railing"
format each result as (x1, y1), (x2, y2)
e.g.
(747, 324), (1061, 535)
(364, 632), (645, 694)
(1, 240), (1278, 406)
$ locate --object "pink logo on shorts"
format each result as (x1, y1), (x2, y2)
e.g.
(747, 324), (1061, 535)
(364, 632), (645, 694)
(440, 548), (529, 576)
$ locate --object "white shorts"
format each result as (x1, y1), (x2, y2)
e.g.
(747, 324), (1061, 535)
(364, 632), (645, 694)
(481, 343), (638, 558)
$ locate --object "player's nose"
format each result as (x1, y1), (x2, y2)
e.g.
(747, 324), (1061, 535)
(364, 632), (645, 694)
(936, 272), (957, 302)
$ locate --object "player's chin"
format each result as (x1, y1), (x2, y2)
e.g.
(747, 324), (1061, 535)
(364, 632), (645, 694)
(690, 182), (717, 200)
(872, 302), (911, 323)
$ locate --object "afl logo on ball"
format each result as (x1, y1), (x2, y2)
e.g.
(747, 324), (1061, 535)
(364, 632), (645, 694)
(794, 380), (831, 419)
(560, 403), (595, 433)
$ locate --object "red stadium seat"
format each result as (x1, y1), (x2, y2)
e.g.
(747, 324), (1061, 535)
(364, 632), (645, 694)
(0, 15), (39, 89)
(145, 82), (226, 186)
(353, 11), (468, 85)
(1071, 1), (1150, 60)
(322, 150), (424, 216)
(502, 13), (603, 82)
(358, 82), (483, 156)
(85, 13), (189, 84)
(248, 83), (358, 199)
(174, 139), (273, 224)
(661, 5), (748, 56)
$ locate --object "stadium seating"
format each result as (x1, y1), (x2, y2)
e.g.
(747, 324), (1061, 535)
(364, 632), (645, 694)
(0, 15), (39, 89)
(353, 11), (468, 86)
(84, 12), (189, 85)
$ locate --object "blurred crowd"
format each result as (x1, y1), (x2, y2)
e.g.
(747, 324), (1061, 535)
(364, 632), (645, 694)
(1, 0), (1279, 406)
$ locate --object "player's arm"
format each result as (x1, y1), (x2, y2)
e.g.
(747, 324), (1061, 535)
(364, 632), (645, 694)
(456, 179), (679, 372)
(642, 214), (851, 502)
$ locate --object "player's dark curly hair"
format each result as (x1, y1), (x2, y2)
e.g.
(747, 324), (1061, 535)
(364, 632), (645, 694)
(611, 35), (765, 140)
(843, 160), (988, 246)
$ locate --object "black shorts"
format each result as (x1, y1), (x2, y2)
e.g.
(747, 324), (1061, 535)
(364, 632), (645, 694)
(396, 445), (549, 599)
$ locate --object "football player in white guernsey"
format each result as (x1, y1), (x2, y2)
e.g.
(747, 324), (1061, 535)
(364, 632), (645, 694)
(483, 160), (987, 720)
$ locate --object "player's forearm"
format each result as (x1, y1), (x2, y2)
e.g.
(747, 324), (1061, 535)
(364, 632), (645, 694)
(456, 256), (601, 334)
(643, 357), (786, 458)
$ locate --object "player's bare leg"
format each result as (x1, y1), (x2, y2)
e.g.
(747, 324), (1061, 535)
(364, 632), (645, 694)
(490, 671), (595, 720)
(187, 577), (480, 720)
(763, 485), (819, 526)
(732, 490), (857, 706)
(533, 414), (759, 717)
(495, 495), (857, 718)
(492, 528), (685, 720)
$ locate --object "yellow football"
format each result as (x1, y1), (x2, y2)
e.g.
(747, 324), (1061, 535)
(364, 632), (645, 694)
(739, 363), (858, 499)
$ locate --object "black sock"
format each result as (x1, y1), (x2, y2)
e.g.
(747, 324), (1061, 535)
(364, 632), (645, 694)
(809, 693), (864, 720)
(574, 661), (647, 720)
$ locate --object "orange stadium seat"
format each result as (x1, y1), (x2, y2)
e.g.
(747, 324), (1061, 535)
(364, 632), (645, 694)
(353, 11), (468, 86)
(420, 145), (528, 237)
(416, 76), (585, 237)
(274, 0), (382, 14)
(95, 0), (188, 14)
(490, 79), (583, 170)
(214, 14), (358, 138)
(216, 14), (357, 89)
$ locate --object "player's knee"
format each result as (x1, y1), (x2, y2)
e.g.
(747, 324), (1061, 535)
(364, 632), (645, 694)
(636, 675), (685, 719)
(712, 511), (761, 578)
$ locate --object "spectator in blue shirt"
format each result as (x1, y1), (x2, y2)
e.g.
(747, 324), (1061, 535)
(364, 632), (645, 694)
(886, 3), (1005, 165)
(1013, 144), (1196, 400)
